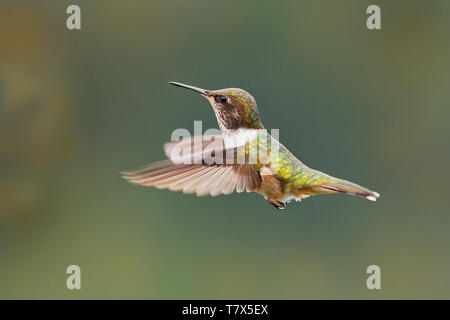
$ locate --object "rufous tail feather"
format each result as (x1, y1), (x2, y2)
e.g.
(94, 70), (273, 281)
(321, 177), (380, 201)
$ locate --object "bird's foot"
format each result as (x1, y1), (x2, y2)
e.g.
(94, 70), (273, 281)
(266, 199), (286, 210)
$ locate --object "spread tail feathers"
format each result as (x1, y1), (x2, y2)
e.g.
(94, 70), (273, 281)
(321, 177), (380, 201)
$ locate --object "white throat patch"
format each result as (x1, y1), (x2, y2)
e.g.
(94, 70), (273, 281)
(223, 128), (259, 149)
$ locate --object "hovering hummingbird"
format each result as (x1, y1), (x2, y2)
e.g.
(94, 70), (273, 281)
(122, 82), (379, 209)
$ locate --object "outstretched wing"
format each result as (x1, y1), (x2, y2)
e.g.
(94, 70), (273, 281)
(121, 135), (261, 196)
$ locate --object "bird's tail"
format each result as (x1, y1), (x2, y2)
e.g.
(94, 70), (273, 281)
(320, 177), (380, 201)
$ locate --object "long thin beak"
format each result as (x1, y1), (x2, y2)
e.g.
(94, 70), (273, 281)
(169, 82), (210, 96)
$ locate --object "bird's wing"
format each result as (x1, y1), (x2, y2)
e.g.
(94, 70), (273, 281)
(121, 135), (261, 196)
(163, 135), (224, 164)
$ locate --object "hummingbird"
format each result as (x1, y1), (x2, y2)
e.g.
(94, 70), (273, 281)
(122, 82), (379, 209)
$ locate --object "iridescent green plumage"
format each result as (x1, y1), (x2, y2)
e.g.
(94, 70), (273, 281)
(236, 130), (332, 204)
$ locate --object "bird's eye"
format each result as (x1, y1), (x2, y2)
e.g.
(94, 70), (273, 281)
(215, 95), (228, 104)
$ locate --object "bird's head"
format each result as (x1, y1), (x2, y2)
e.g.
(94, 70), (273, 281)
(170, 82), (263, 133)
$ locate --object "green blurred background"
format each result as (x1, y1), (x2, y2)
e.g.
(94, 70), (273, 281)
(0, 0), (449, 299)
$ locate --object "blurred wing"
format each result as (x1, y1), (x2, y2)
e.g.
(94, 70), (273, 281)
(121, 135), (261, 196)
